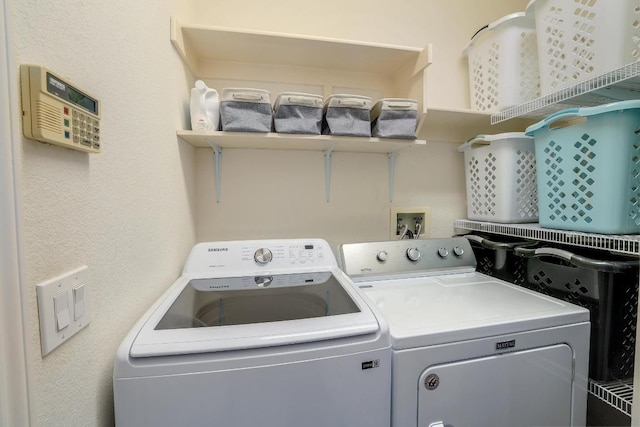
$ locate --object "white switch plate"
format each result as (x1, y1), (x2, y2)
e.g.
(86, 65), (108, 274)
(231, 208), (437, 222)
(36, 265), (91, 356)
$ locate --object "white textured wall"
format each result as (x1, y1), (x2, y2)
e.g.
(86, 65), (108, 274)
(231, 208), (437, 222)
(194, 142), (467, 249)
(9, 0), (196, 425)
(192, 0), (529, 249)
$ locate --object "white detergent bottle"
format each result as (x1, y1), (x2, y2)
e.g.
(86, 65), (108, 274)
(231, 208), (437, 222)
(190, 80), (216, 131)
(204, 86), (220, 131)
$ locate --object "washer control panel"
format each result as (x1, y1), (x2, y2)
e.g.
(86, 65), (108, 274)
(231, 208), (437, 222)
(340, 237), (476, 279)
(183, 239), (336, 276)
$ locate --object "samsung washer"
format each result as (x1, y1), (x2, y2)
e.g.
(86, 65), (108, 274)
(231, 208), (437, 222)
(114, 239), (391, 427)
(340, 237), (590, 427)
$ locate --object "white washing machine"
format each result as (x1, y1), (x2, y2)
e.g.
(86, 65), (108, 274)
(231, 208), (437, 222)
(114, 239), (391, 427)
(340, 237), (590, 427)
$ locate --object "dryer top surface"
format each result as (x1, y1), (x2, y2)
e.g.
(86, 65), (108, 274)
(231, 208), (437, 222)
(357, 272), (589, 349)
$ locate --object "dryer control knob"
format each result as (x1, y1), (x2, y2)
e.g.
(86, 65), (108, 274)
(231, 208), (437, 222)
(453, 246), (464, 257)
(377, 251), (389, 262)
(254, 248), (273, 264)
(406, 247), (421, 262)
(437, 247), (449, 258)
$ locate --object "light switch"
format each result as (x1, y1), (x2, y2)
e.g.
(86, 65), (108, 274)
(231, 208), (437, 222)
(54, 292), (71, 331)
(73, 285), (85, 319)
(36, 266), (91, 356)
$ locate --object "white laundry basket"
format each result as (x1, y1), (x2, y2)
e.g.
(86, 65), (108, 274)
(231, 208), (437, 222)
(525, 100), (640, 234)
(529, 0), (640, 95)
(463, 12), (540, 112)
(459, 133), (538, 223)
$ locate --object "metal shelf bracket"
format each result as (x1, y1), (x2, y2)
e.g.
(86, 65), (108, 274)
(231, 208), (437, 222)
(206, 139), (222, 203)
(387, 151), (400, 202)
(323, 146), (335, 202)
(387, 148), (413, 203)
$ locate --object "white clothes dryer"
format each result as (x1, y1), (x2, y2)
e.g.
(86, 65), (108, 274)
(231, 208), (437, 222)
(340, 237), (590, 427)
(114, 239), (391, 427)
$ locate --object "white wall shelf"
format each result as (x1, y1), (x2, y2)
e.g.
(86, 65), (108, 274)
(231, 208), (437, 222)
(454, 219), (640, 256)
(418, 106), (533, 142)
(170, 18), (532, 206)
(171, 18), (530, 145)
(170, 19), (427, 78)
(178, 131), (425, 203)
(170, 18), (431, 124)
(491, 60), (640, 124)
(171, 18), (436, 204)
(176, 130), (426, 153)
(171, 19), (525, 204)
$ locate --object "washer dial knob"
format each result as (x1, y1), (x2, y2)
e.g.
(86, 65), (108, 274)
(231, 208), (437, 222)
(453, 246), (464, 257)
(254, 248), (273, 264)
(406, 248), (421, 262)
(255, 276), (273, 287)
(437, 247), (449, 258)
(377, 251), (389, 262)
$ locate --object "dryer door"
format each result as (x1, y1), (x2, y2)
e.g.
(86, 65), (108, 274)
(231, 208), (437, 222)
(418, 344), (573, 427)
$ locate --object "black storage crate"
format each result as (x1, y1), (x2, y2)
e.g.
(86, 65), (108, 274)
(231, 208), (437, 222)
(516, 245), (639, 382)
(464, 233), (535, 287)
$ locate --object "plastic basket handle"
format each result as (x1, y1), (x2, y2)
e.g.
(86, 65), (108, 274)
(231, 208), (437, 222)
(464, 234), (536, 250)
(457, 135), (490, 152)
(462, 25), (489, 56)
(514, 247), (638, 273)
(537, 108), (586, 131)
(232, 93), (264, 101)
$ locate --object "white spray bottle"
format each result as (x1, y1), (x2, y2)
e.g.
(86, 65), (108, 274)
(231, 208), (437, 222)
(190, 80), (219, 131)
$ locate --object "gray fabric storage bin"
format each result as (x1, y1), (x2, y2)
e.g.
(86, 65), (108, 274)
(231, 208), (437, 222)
(220, 88), (272, 133)
(322, 94), (372, 137)
(273, 92), (323, 135)
(371, 98), (418, 139)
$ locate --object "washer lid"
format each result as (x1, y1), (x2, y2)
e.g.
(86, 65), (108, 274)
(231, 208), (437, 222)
(359, 272), (589, 349)
(130, 270), (381, 357)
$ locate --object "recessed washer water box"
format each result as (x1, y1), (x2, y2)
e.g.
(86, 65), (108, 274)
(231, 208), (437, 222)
(273, 92), (323, 135)
(220, 88), (272, 133)
(390, 206), (431, 240)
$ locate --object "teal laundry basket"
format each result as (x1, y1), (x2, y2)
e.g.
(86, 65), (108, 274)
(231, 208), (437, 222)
(525, 100), (640, 234)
